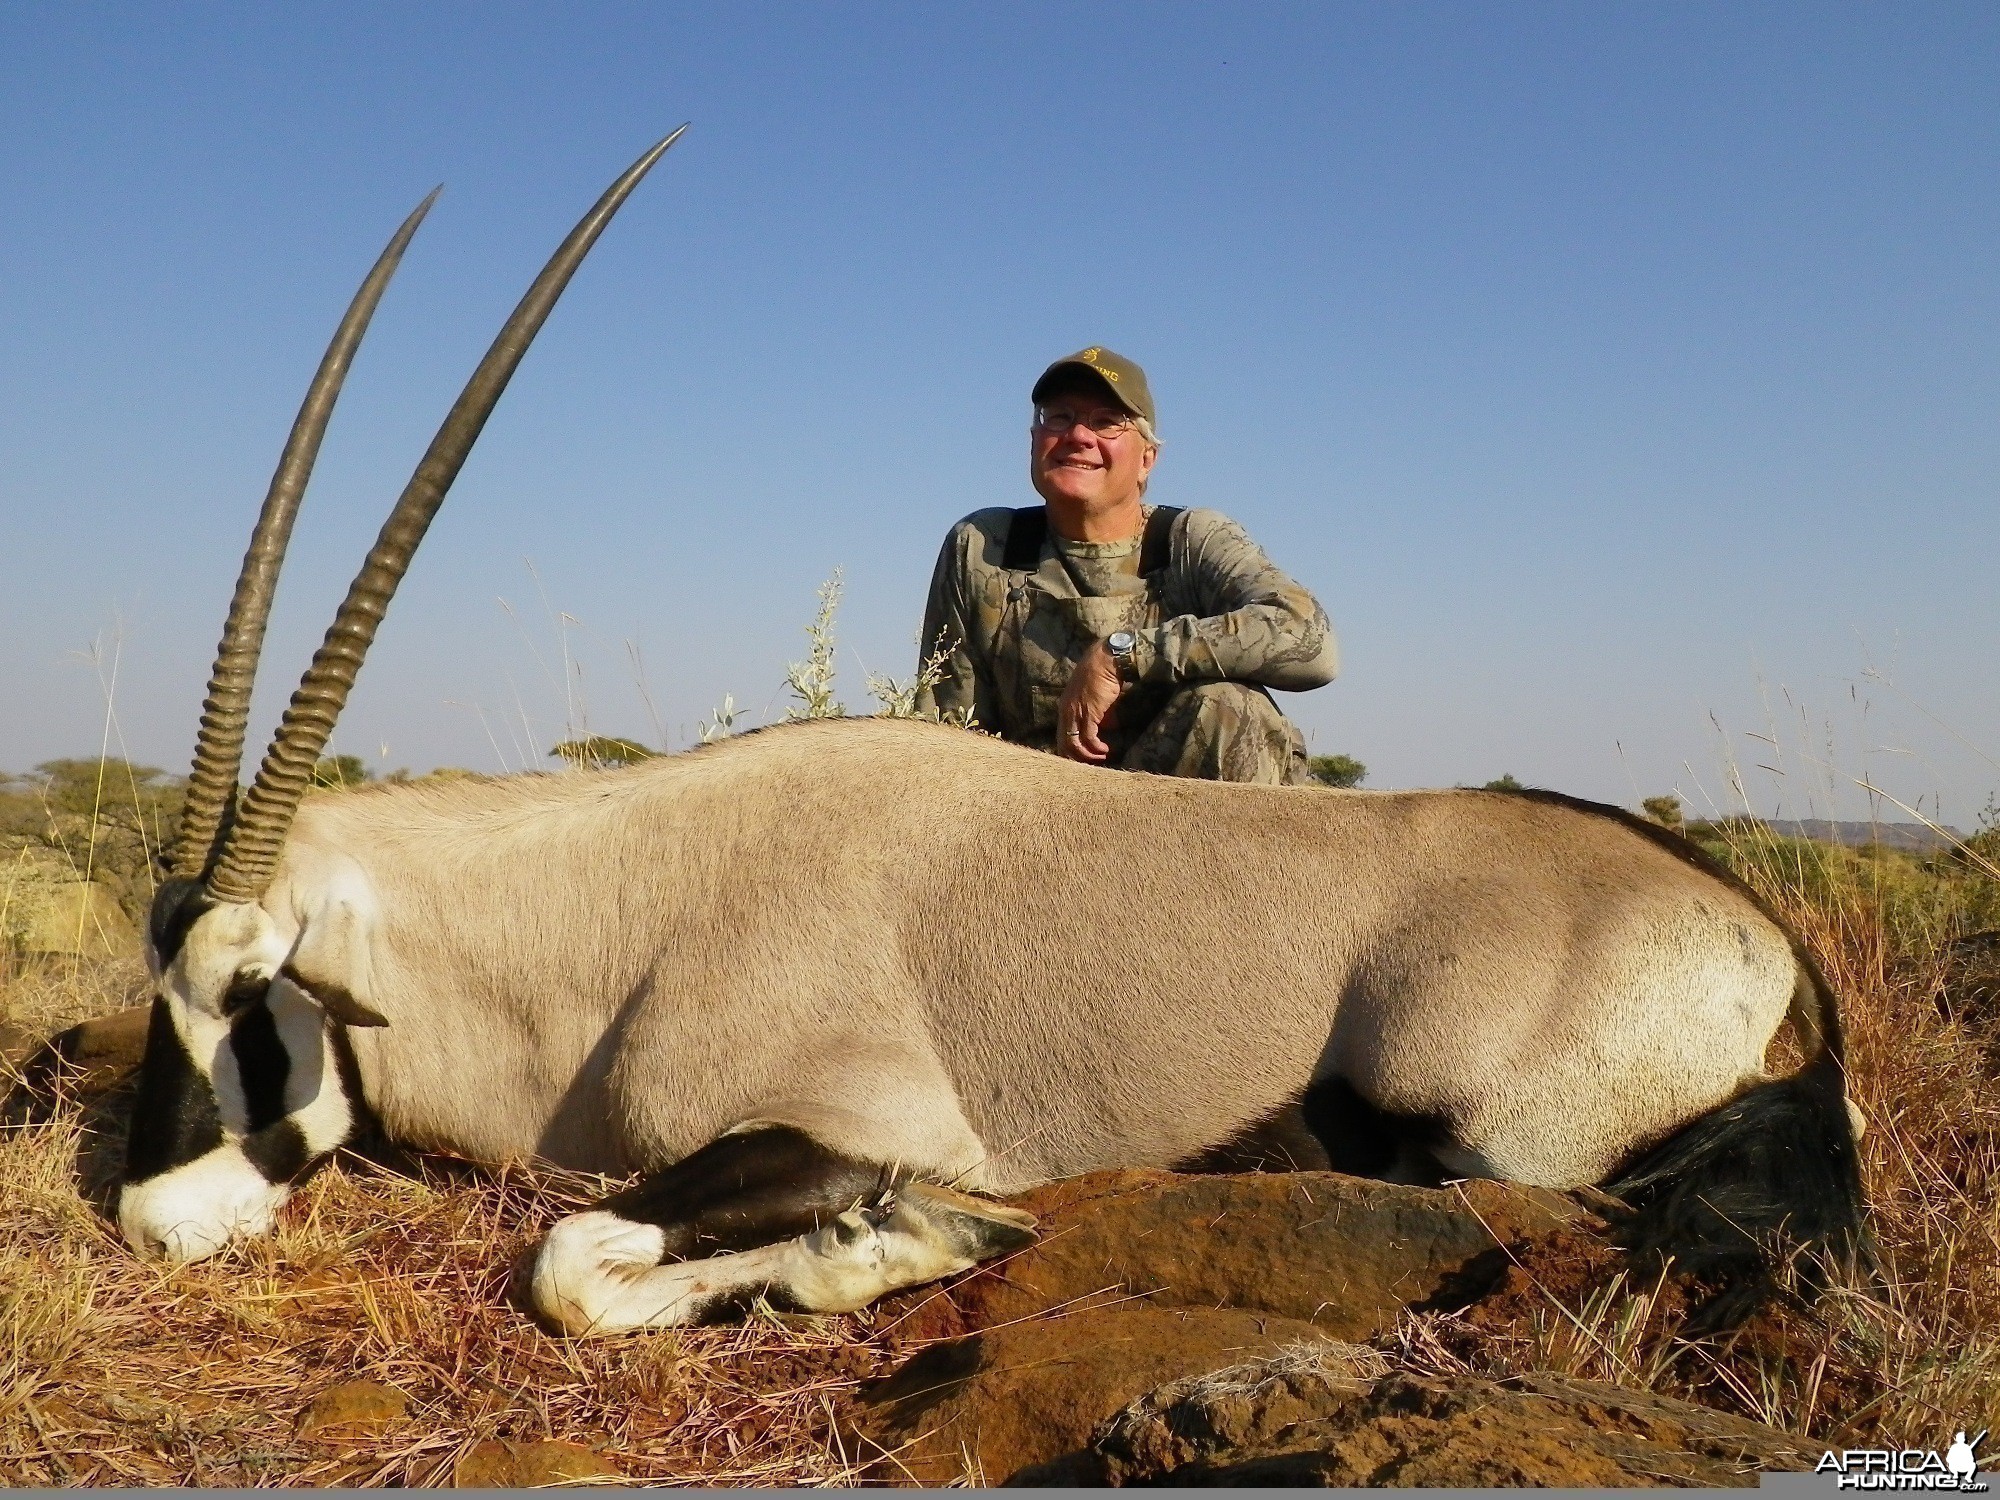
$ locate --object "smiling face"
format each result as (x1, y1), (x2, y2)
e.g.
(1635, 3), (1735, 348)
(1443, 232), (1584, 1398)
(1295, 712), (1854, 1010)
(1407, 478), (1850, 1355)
(1029, 374), (1158, 541)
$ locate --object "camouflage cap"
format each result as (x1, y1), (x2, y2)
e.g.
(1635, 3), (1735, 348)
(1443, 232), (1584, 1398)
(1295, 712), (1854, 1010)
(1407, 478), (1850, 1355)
(1031, 346), (1155, 426)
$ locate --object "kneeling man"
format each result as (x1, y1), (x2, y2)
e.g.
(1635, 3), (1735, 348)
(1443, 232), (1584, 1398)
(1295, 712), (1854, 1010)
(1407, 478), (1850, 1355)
(916, 347), (1336, 783)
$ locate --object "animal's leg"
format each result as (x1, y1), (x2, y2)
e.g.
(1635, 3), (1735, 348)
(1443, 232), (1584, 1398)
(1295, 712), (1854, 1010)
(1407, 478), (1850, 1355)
(599, 1124), (901, 1259)
(528, 1126), (1036, 1336)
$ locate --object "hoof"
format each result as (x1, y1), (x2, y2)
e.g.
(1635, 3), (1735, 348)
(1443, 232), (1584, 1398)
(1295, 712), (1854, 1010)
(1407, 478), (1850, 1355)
(531, 1211), (669, 1336)
(899, 1180), (1039, 1258)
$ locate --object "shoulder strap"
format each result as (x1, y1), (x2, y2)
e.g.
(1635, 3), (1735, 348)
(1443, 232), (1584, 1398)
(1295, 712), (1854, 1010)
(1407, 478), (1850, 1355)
(1005, 504), (1180, 575)
(1139, 505), (1183, 577)
(1001, 506), (1047, 572)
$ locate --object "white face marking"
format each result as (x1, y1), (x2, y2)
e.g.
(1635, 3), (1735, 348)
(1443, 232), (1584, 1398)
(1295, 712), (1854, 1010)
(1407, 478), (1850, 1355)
(165, 900), (290, 1023)
(118, 1145), (290, 1264)
(123, 899), (354, 1264)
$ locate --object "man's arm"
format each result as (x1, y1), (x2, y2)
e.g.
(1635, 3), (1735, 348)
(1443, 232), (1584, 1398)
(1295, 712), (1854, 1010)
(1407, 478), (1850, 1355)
(913, 522), (998, 728)
(1122, 510), (1337, 691)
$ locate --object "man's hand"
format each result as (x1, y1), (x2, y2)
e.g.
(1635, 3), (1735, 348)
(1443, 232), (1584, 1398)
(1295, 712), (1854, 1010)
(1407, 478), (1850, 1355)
(1058, 640), (1124, 763)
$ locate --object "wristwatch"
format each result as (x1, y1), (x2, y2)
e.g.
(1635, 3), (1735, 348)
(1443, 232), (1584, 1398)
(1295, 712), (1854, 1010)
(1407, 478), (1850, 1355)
(1105, 629), (1138, 679)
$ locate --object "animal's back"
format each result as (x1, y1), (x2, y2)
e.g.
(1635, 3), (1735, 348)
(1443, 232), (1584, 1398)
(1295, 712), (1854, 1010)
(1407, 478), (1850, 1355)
(292, 718), (1798, 1190)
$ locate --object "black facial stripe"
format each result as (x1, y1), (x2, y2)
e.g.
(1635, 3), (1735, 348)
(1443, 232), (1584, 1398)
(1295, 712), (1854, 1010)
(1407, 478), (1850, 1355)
(125, 997), (223, 1183)
(241, 1119), (312, 1183)
(147, 879), (214, 969)
(229, 996), (292, 1133)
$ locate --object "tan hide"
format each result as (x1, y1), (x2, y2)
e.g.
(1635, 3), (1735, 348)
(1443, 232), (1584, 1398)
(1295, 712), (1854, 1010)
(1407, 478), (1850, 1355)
(263, 717), (1800, 1194)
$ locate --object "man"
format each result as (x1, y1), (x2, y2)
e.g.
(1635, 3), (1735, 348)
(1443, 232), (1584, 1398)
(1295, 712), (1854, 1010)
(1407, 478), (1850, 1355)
(915, 347), (1336, 783)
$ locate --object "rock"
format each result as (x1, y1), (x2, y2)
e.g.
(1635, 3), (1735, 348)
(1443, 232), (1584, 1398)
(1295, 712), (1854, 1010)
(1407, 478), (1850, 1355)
(847, 1305), (1346, 1486)
(452, 1439), (621, 1487)
(14, 880), (139, 958)
(297, 1379), (410, 1438)
(1015, 1337), (1389, 1483)
(881, 1168), (1583, 1345)
(1017, 1364), (1807, 1487)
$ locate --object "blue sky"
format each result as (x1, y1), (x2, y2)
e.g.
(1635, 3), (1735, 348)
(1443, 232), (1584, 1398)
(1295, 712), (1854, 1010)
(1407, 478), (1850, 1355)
(3, 2), (1995, 824)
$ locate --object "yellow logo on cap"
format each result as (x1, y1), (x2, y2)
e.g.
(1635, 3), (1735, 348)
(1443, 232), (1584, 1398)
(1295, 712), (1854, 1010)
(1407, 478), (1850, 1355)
(1081, 348), (1102, 361)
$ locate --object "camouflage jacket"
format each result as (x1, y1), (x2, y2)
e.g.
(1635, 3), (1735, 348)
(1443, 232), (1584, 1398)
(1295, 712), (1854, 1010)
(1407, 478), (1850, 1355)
(914, 505), (1337, 748)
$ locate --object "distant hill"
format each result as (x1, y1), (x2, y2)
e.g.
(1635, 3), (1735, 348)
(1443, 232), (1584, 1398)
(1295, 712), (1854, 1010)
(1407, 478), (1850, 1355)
(1747, 819), (1967, 854)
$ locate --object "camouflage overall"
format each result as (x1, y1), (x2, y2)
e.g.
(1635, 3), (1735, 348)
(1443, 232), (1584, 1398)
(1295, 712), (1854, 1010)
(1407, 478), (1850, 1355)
(915, 505), (1337, 785)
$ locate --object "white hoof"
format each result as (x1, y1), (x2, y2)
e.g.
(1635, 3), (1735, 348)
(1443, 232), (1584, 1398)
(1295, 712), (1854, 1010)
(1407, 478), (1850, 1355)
(530, 1211), (669, 1335)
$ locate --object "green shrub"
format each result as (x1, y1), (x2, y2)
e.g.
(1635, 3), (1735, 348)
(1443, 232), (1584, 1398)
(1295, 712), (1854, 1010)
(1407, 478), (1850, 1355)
(1641, 794), (1684, 830)
(311, 755), (374, 790)
(1308, 754), (1367, 789)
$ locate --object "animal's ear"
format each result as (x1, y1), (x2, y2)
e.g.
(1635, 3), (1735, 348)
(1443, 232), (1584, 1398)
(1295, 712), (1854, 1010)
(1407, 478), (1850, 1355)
(304, 978), (390, 1030)
(281, 898), (389, 1029)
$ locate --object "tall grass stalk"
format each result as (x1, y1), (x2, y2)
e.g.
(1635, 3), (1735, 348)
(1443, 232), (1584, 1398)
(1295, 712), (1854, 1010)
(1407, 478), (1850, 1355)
(783, 572), (846, 722)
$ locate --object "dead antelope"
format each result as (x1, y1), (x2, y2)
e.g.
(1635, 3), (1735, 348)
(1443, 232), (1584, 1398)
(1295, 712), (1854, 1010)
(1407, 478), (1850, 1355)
(120, 134), (1868, 1334)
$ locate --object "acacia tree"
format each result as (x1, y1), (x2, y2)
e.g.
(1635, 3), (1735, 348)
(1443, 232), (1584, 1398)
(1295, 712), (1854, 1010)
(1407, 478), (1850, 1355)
(1308, 754), (1367, 789)
(311, 755), (374, 789)
(2, 759), (186, 926)
(1642, 795), (1685, 830)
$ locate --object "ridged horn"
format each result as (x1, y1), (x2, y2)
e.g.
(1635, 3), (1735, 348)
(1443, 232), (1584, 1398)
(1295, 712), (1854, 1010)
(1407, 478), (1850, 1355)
(205, 128), (687, 904)
(170, 189), (441, 881)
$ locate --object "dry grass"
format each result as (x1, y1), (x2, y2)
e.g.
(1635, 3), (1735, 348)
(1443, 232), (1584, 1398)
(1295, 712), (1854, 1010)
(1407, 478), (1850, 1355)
(1732, 831), (2000, 1439)
(3, 823), (1995, 1482)
(0, 968), (900, 1486)
(0, 953), (148, 1041)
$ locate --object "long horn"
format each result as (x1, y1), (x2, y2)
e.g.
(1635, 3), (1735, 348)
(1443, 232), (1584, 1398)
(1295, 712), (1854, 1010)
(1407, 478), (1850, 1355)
(206, 128), (687, 904)
(170, 189), (441, 880)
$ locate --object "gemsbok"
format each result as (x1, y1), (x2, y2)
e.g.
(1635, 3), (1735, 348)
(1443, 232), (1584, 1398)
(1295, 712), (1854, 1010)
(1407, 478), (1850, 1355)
(119, 132), (1868, 1335)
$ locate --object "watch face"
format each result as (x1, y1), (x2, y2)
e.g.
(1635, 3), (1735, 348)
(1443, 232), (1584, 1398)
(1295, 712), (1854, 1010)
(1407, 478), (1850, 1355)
(1108, 630), (1136, 654)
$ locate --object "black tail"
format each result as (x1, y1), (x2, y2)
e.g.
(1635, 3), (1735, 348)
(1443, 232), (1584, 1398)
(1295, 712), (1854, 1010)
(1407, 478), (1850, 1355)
(1607, 968), (1872, 1330)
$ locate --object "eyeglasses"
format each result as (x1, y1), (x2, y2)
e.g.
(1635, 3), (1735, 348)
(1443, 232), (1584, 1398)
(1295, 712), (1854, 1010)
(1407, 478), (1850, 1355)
(1033, 405), (1140, 437)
